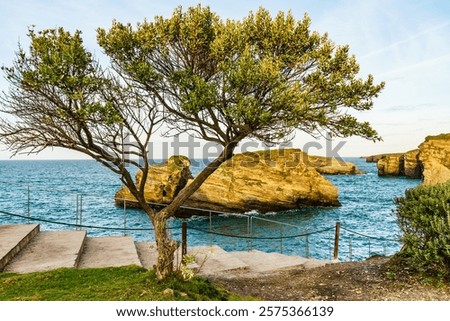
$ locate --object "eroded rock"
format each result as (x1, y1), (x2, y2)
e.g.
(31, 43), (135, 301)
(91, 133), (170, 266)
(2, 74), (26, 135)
(367, 132), (450, 184)
(377, 155), (405, 176)
(114, 149), (352, 215)
(419, 134), (450, 185)
(183, 149), (341, 213)
(115, 155), (192, 206)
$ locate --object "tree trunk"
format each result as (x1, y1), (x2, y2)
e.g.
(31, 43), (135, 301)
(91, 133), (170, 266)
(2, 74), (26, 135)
(136, 200), (177, 280)
(152, 213), (178, 280)
(137, 140), (239, 279)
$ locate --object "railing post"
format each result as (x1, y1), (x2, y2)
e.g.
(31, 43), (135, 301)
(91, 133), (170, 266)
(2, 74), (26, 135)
(76, 194), (78, 228)
(349, 238), (353, 261)
(26, 185), (30, 224)
(123, 200), (127, 236)
(182, 220), (187, 256)
(208, 211), (212, 247)
(75, 194), (80, 230)
(250, 216), (253, 250)
(79, 194), (83, 229)
(305, 234), (309, 258)
(209, 211), (212, 231)
(333, 221), (341, 260)
(280, 225), (283, 254)
(328, 230), (332, 259)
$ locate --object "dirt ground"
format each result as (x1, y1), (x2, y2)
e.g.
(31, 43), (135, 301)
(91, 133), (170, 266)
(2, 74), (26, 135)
(211, 256), (450, 301)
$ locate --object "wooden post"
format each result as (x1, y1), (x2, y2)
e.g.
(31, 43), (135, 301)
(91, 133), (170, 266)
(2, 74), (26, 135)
(27, 185), (30, 224)
(333, 221), (341, 260)
(305, 234), (309, 258)
(182, 221), (187, 256)
(123, 200), (127, 236)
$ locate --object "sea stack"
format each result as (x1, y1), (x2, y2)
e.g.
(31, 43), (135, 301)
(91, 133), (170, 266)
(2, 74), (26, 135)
(367, 132), (450, 185)
(114, 149), (361, 215)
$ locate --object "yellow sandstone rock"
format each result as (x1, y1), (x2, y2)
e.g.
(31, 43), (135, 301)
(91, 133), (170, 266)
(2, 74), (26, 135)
(419, 134), (450, 185)
(368, 132), (450, 184)
(115, 155), (192, 206)
(183, 149), (341, 213)
(115, 149), (362, 214)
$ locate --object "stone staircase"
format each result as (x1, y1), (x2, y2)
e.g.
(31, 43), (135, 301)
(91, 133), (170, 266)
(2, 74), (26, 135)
(0, 224), (142, 274)
(0, 224), (331, 275)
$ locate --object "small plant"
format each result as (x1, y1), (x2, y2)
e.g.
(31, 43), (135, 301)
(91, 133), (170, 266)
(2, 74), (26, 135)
(179, 254), (196, 281)
(395, 181), (450, 280)
(385, 271), (397, 280)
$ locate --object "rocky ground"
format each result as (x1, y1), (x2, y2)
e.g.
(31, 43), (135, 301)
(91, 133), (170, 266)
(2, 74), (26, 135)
(211, 256), (450, 301)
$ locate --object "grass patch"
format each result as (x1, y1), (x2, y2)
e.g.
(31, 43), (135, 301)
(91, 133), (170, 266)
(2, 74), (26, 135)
(0, 265), (250, 301)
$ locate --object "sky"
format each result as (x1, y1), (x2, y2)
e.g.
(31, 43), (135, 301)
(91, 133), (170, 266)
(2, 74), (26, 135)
(0, 0), (449, 159)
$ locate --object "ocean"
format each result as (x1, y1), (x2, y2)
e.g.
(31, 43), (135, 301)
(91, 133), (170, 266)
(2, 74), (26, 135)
(0, 157), (420, 261)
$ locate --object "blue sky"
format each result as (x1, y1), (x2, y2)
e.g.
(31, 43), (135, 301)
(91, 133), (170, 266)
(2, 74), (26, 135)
(0, 0), (449, 159)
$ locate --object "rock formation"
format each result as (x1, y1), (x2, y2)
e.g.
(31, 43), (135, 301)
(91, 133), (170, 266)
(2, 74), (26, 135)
(304, 154), (363, 175)
(375, 150), (423, 178)
(404, 149), (422, 178)
(377, 154), (405, 176)
(365, 153), (403, 163)
(367, 132), (450, 184)
(419, 134), (450, 185)
(183, 149), (341, 213)
(114, 149), (357, 215)
(115, 155), (192, 207)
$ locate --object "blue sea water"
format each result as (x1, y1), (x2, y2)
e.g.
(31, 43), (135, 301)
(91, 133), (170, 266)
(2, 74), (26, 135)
(0, 158), (420, 261)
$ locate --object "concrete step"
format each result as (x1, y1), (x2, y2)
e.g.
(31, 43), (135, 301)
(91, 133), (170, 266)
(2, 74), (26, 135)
(135, 242), (158, 269)
(78, 236), (142, 269)
(0, 224), (40, 271)
(135, 243), (250, 276)
(188, 245), (249, 275)
(230, 249), (331, 272)
(134, 244), (329, 276)
(0, 224), (332, 275)
(3, 230), (87, 274)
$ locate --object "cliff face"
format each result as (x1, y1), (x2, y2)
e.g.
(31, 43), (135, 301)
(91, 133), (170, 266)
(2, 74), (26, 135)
(114, 149), (354, 215)
(419, 134), (450, 185)
(377, 154), (405, 176)
(184, 149), (341, 213)
(404, 149), (422, 178)
(375, 149), (422, 178)
(303, 153), (363, 175)
(367, 133), (450, 184)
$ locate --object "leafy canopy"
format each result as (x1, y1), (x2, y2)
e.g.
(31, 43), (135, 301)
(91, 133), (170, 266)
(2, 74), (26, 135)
(98, 6), (384, 146)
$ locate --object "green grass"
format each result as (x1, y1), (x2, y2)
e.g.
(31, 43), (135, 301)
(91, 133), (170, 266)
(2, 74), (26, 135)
(0, 265), (250, 301)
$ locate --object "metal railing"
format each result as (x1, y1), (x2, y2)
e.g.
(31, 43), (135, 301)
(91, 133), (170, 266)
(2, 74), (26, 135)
(0, 180), (402, 261)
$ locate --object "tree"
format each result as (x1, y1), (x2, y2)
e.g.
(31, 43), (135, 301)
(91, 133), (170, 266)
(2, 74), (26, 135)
(0, 28), (175, 278)
(97, 5), (384, 213)
(1, 6), (384, 279)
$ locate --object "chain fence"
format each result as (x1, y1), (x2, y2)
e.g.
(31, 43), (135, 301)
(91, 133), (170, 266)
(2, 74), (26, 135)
(0, 180), (402, 261)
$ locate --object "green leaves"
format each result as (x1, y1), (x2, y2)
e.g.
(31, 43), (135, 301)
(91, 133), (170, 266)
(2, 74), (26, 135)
(4, 27), (124, 125)
(97, 5), (384, 144)
(24, 28), (96, 91)
(395, 182), (450, 278)
(170, 70), (217, 114)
